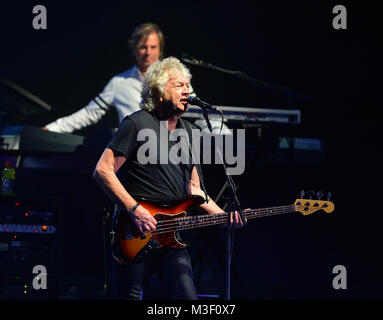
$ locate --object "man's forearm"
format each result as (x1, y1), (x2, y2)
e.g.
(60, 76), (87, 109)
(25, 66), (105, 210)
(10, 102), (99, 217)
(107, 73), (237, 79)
(93, 167), (137, 211)
(189, 185), (224, 215)
(200, 195), (226, 215)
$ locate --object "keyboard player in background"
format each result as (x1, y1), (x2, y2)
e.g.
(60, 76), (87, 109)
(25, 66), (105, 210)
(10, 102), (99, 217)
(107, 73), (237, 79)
(41, 22), (228, 135)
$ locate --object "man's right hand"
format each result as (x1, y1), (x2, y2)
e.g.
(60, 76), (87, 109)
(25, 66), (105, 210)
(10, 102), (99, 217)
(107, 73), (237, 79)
(130, 205), (157, 236)
(41, 127), (48, 130)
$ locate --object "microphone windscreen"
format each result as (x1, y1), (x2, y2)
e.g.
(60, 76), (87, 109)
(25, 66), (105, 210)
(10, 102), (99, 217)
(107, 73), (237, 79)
(187, 96), (198, 104)
(181, 52), (193, 59)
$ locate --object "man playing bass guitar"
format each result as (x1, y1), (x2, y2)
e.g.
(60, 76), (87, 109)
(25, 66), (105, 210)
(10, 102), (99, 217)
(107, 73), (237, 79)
(93, 57), (244, 300)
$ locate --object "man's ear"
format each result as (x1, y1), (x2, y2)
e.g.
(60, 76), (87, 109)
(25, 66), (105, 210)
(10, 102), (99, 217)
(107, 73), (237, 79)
(153, 87), (162, 102)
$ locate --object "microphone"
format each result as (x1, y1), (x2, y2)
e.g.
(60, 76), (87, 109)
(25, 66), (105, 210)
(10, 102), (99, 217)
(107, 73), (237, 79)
(181, 52), (193, 60)
(187, 96), (217, 111)
(181, 53), (203, 65)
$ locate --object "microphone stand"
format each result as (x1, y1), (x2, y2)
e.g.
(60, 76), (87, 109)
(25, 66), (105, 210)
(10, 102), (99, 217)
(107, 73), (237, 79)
(200, 106), (246, 300)
(181, 57), (312, 103)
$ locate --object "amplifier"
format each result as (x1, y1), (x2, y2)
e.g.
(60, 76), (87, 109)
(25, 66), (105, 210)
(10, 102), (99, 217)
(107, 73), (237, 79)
(0, 196), (58, 298)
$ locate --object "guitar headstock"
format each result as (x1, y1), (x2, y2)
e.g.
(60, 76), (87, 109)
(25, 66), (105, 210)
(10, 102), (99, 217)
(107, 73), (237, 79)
(294, 190), (334, 215)
(294, 199), (334, 215)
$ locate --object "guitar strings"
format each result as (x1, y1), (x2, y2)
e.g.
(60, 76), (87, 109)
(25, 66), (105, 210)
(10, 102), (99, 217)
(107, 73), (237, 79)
(153, 207), (294, 234)
(153, 203), (326, 235)
(151, 204), (310, 235)
(154, 205), (297, 230)
(153, 206), (293, 228)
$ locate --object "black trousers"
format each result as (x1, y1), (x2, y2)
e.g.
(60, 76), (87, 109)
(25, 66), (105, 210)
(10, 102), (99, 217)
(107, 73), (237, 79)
(110, 247), (198, 300)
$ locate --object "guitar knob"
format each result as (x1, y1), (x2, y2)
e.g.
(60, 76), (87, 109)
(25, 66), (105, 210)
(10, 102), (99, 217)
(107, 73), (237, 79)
(317, 191), (323, 200)
(327, 192), (332, 201)
(300, 190), (305, 198)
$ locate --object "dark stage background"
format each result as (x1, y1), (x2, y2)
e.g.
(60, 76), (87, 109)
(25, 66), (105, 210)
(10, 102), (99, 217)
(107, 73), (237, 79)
(0, 1), (381, 300)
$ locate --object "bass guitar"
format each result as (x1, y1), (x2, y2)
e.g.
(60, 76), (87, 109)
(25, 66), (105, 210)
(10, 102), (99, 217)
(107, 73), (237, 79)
(116, 195), (334, 262)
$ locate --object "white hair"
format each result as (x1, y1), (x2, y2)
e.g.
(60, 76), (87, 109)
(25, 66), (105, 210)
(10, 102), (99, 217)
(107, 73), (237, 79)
(139, 57), (192, 112)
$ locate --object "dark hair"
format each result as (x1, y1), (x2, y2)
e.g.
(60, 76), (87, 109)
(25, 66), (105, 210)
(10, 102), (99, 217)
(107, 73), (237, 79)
(129, 23), (165, 59)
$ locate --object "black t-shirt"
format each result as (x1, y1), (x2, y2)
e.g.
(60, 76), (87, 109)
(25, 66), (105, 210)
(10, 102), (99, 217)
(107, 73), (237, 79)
(107, 109), (194, 204)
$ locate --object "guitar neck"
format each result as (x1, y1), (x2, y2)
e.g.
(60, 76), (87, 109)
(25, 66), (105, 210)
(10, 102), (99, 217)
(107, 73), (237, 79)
(154, 204), (297, 234)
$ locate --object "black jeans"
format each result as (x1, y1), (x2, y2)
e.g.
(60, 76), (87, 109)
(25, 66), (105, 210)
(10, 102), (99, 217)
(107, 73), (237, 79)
(110, 247), (198, 300)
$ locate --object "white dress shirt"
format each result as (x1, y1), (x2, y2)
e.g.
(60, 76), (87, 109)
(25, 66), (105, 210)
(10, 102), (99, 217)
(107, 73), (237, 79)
(45, 65), (230, 134)
(46, 65), (146, 133)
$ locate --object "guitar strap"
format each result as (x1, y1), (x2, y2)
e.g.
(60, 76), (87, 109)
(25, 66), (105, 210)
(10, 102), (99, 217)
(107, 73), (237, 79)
(179, 118), (209, 204)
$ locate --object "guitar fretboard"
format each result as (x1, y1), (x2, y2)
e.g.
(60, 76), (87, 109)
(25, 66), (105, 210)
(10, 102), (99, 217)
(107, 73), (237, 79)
(154, 204), (297, 234)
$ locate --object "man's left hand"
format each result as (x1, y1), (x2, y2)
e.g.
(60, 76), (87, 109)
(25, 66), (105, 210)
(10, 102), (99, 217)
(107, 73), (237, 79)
(229, 210), (247, 229)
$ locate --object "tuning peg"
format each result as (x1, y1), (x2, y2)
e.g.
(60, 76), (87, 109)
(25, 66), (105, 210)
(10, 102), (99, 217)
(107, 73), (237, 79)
(327, 192), (332, 201)
(317, 191), (323, 200)
(300, 190), (305, 198)
(306, 190), (315, 200)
